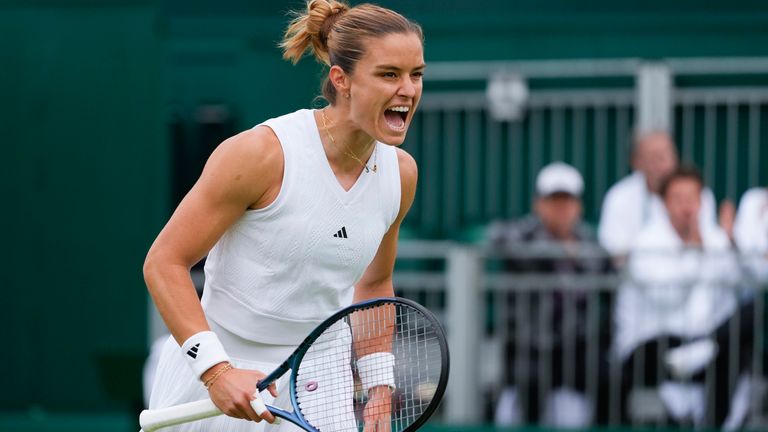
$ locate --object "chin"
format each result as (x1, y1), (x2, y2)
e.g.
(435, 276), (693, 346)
(379, 136), (406, 146)
(376, 126), (409, 146)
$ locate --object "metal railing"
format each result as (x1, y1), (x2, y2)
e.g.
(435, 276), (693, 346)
(401, 57), (768, 237)
(394, 240), (768, 428)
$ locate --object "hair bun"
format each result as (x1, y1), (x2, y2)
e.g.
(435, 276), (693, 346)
(306, 0), (348, 41)
(306, 0), (349, 59)
(281, 0), (349, 66)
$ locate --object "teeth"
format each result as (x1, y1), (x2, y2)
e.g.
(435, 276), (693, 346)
(387, 106), (409, 113)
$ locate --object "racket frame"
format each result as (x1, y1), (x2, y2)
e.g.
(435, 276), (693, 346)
(141, 297), (449, 432)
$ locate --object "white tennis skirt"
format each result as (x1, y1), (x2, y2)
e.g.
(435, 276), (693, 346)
(148, 319), (355, 432)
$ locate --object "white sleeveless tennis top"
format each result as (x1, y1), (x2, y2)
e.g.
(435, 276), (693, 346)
(201, 109), (401, 344)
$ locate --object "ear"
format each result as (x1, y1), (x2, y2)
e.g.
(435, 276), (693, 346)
(328, 65), (350, 97)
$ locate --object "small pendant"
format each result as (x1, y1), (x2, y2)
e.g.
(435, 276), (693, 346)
(372, 164), (377, 173)
(364, 166), (370, 173)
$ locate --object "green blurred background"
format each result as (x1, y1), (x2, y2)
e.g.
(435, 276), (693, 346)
(3, 0), (768, 430)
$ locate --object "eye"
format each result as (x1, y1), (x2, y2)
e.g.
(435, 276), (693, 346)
(382, 72), (398, 78)
(412, 71), (424, 79)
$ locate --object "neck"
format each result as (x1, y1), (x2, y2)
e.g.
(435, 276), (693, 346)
(643, 176), (659, 195)
(318, 107), (376, 173)
(324, 106), (375, 153)
(673, 222), (701, 246)
(539, 219), (575, 241)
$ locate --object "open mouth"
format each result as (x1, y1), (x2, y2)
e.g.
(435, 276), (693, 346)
(384, 106), (409, 132)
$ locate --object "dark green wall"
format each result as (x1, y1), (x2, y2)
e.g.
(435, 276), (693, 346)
(4, 0), (768, 419)
(163, 0), (768, 128)
(2, 1), (165, 412)
(163, 0), (768, 235)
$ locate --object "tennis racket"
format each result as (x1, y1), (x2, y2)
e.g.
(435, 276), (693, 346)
(139, 297), (449, 431)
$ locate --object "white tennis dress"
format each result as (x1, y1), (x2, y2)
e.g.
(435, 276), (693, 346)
(149, 109), (401, 431)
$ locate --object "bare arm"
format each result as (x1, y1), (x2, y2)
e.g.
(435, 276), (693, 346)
(353, 148), (418, 302)
(351, 148), (418, 359)
(144, 126), (282, 343)
(143, 126), (283, 422)
(351, 149), (417, 432)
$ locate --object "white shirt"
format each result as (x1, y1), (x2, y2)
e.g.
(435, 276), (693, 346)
(733, 187), (768, 283)
(613, 215), (739, 360)
(201, 109), (401, 344)
(598, 171), (718, 256)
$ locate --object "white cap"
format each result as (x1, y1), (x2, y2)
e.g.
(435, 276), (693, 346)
(536, 162), (584, 197)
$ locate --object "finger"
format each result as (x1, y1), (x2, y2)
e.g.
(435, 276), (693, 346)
(251, 395), (277, 424)
(376, 418), (391, 432)
(256, 378), (279, 398)
(251, 396), (267, 416)
(238, 398), (263, 423)
(241, 404), (262, 423)
(227, 405), (250, 421)
(364, 418), (379, 432)
(210, 396), (243, 420)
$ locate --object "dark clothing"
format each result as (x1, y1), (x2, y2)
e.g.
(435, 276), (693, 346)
(488, 215), (615, 423)
(619, 301), (756, 427)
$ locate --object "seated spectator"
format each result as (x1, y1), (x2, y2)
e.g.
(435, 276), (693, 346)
(731, 187), (768, 425)
(488, 162), (613, 428)
(734, 187), (768, 285)
(614, 166), (753, 427)
(599, 131), (717, 259)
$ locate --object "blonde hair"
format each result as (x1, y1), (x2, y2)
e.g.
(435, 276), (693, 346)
(280, 0), (423, 104)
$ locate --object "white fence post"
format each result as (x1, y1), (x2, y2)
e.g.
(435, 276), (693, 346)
(636, 62), (673, 134)
(445, 246), (483, 423)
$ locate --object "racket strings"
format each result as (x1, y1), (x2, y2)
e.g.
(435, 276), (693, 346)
(295, 303), (445, 431)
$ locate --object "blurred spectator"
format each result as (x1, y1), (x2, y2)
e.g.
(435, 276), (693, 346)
(488, 162), (613, 428)
(734, 187), (768, 284)
(598, 131), (717, 258)
(614, 166), (753, 427)
(731, 187), (768, 428)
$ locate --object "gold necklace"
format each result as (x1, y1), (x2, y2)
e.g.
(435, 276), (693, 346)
(321, 108), (377, 173)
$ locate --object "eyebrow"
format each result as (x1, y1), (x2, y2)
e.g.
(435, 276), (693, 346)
(375, 64), (427, 71)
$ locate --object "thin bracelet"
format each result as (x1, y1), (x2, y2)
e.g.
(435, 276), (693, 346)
(204, 363), (233, 389)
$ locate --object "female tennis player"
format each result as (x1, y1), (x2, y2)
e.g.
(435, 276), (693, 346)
(143, 1), (424, 430)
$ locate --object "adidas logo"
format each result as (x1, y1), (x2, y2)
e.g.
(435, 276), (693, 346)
(333, 226), (348, 239)
(187, 343), (200, 359)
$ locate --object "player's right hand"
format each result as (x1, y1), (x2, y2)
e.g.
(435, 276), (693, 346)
(204, 363), (279, 423)
(363, 386), (393, 432)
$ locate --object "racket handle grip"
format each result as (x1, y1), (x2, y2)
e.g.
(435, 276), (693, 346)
(139, 399), (221, 432)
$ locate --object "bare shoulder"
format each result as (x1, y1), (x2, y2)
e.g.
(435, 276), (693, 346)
(394, 147), (418, 187)
(394, 147), (418, 217)
(208, 126), (282, 170)
(199, 126), (284, 208)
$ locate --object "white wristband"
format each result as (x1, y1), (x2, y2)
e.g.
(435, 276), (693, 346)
(356, 352), (396, 393)
(181, 331), (230, 380)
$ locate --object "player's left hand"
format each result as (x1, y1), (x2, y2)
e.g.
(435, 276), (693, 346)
(363, 386), (393, 432)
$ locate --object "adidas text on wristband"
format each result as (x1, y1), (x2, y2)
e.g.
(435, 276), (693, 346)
(180, 331), (230, 380)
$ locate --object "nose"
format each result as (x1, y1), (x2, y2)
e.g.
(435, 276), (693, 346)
(398, 76), (417, 98)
